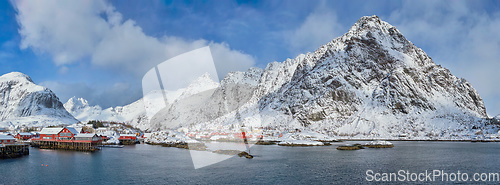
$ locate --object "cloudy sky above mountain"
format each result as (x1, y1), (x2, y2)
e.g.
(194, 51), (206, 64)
(0, 0), (499, 116)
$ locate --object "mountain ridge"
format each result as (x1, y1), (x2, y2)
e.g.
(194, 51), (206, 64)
(143, 15), (491, 138)
(62, 15), (496, 138)
(0, 72), (78, 128)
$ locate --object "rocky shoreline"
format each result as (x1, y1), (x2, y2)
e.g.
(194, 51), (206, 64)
(145, 141), (207, 150)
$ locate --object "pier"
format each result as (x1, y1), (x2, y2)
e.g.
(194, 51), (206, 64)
(0, 144), (29, 159)
(31, 140), (101, 152)
(30, 127), (102, 152)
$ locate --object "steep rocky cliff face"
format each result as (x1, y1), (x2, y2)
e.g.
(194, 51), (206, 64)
(254, 15), (488, 137)
(148, 68), (263, 131)
(0, 72), (78, 128)
(178, 15), (488, 138)
(66, 16), (492, 138)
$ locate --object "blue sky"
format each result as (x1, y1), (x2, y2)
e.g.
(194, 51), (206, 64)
(1, 0), (499, 116)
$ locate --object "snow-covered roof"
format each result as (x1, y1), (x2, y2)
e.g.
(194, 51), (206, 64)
(66, 127), (79, 135)
(74, 127), (83, 133)
(74, 133), (97, 138)
(39, 128), (64, 135)
(0, 135), (15, 140)
(17, 132), (33, 136)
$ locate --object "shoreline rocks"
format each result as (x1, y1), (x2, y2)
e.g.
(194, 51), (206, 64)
(364, 140), (394, 148)
(337, 144), (364, 150)
(278, 140), (325, 146)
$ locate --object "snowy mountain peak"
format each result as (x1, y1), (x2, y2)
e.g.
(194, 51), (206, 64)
(190, 72), (219, 88)
(0, 72), (78, 128)
(178, 72), (220, 100)
(64, 96), (93, 112)
(335, 15), (410, 56)
(346, 15), (399, 36)
(351, 15), (387, 29)
(0, 72), (34, 83)
(257, 15), (489, 136)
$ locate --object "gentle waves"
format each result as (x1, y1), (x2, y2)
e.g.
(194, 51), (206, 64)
(1, 142), (500, 184)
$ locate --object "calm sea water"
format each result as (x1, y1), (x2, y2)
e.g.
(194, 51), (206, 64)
(1, 142), (500, 184)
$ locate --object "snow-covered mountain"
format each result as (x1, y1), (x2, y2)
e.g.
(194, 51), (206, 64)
(143, 15), (492, 138)
(65, 15), (494, 139)
(257, 15), (489, 135)
(0, 72), (78, 128)
(64, 96), (150, 128)
(64, 73), (221, 130)
(148, 68), (262, 130)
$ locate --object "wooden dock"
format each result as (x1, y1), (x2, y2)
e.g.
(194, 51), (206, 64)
(0, 144), (29, 159)
(31, 140), (101, 152)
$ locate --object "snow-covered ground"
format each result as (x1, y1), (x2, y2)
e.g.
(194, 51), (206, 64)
(274, 131), (335, 146)
(365, 140), (393, 146)
(279, 131), (338, 142)
(144, 130), (200, 144)
(278, 140), (324, 146)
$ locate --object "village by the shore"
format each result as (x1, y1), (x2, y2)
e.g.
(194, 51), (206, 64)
(3, 119), (500, 159)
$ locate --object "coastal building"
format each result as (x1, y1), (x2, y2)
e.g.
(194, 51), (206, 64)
(0, 135), (15, 144)
(74, 134), (101, 143)
(119, 134), (137, 140)
(234, 132), (253, 139)
(31, 127), (102, 151)
(14, 133), (35, 140)
(118, 134), (138, 145)
(38, 127), (79, 141)
(74, 127), (83, 133)
(0, 134), (29, 159)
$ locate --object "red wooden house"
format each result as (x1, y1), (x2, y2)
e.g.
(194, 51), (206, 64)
(0, 135), (15, 144)
(234, 132), (253, 139)
(37, 127), (79, 141)
(119, 134), (137, 140)
(118, 134), (138, 145)
(15, 133), (34, 140)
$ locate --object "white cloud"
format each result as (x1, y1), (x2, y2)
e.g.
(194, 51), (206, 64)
(14, 0), (108, 65)
(387, 1), (500, 116)
(58, 66), (69, 74)
(12, 0), (255, 77)
(210, 42), (255, 78)
(286, 3), (343, 55)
